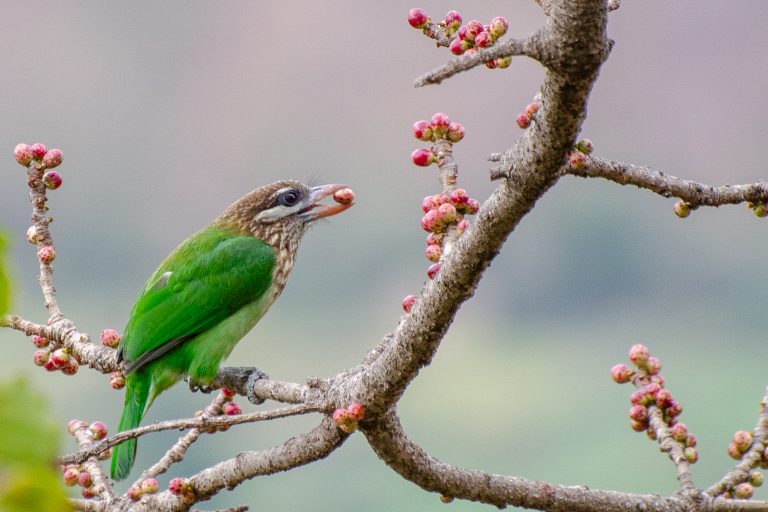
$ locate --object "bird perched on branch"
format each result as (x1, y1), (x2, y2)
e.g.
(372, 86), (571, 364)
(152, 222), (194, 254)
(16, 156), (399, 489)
(110, 180), (353, 480)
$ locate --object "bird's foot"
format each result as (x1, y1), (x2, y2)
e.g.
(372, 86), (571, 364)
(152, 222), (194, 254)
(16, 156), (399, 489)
(215, 367), (269, 405)
(186, 376), (216, 394)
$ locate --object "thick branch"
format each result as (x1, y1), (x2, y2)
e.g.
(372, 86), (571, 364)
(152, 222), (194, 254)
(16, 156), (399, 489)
(568, 157), (768, 207)
(364, 409), (698, 511)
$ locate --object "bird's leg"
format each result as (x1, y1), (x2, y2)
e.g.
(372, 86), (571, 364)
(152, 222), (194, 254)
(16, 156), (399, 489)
(210, 367), (270, 405)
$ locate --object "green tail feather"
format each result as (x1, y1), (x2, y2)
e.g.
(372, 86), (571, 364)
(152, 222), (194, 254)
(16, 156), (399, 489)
(110, 373), (150, 480)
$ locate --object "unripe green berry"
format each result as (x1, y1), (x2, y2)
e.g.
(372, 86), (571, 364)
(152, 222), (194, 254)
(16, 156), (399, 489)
(683, 447), (698, 464)
(574, 139), (593, 155)
(674, 200), (690, 218)
(496, 56), (512, 69)
(733, 431), (754, 452)
(489, 16), (508, 38)
(750, 470), (764, 487)
(141, 477), (159, 494)
(127, 484), (144, 501)
(753, 203), (768, 218)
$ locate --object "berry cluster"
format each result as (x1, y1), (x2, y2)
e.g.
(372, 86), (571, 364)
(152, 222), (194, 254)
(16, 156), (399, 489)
(720, 429), (766, 499)
(62, 420), (110, 498)
(515, 101), (540, 129)
(411, 113), (464, 167)
(408, 8), (512, 69)
(332, 402), (365, 433)
(31, 335), (80, 375)
(14, 143), (63, 189)
(404, 115), (481, 312)
(15, 144), (65, 268)
(193, 387), (241, 434)
(612, 344), (698, 464)
(566, 138), (593, 170)
(126, 477), (160, 501)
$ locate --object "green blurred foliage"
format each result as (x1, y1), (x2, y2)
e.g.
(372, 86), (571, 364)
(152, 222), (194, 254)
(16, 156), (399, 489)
(0, 231), (10, 317)
(0, 378), (70, 512)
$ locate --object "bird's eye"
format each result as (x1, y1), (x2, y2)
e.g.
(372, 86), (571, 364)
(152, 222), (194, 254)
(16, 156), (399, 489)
(277, 190), (301, 207)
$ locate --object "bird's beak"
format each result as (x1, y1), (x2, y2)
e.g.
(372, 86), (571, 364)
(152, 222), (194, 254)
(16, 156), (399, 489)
(300, 184), (354, 220)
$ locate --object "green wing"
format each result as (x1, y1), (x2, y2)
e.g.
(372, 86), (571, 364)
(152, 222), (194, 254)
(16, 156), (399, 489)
(119, 226), (276, 372)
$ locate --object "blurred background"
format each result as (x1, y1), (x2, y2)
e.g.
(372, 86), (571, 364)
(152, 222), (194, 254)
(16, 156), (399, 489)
(2, 1), (768, 509)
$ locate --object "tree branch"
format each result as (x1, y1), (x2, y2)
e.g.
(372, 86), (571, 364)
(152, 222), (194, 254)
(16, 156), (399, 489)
(567, 156), (768, 207)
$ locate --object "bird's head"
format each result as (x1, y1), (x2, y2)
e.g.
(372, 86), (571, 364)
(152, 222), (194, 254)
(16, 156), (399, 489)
(217, 180), (354, 252)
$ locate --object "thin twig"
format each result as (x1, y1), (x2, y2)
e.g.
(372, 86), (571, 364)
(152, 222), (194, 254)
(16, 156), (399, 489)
(415, 35), (544, 87)
(60, 403), (318, 466)
(71, 423), (116, 501)
(568, 156), (768, 207)
(706, 386), (768, 496)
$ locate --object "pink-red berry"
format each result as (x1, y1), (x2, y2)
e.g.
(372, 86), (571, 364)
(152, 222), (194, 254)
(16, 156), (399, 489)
(655, 388), (673, 407)
(402, 295), (417, 313)
(446, 122), (465, 143)
(412, 120), (433, 141)
(77, 471), (92, 488)
(411, 148), (436, 167)
(421, 209), (443, 233)
(30, 143), (47, 160)
(37, 245), (56, 264)
(489, 16), (509, 38)
(42, 170), (62, 190)
(430, 112), (451, 136)
(427, 263), (441, 280)
(32, 349), (49, 366)
(332, 188), (355, 205)
(425, 244), (442, 262)
(32, 335), (49, 348)
(611, 363), (634, 384)
(456, 219), (470, 235)
(628, 344), (649, 366)
(516, 113), (532, 129)
(347, 402), (365, 421)
(426, 232), (443, 246)
(62, 467), (80, 486)
(645, 356), (661, 375)
(50, 348), (70, 368)
(110, 371), (126, 389)
(670, 423), (688, 442)
(42, 148), (63, 169)
(629, 404), (647, 422)
(436, 203), (457, 223)
(100, 328), (121, 348)
(221, 386), (236, 399)
(408, 8), (428, 29)
(449, 37), (468, 56)
(68, 419), (87, 435)
(464, 20), (483, 41)
(734, 482), (754, 499)
(444, 10), (462, 31)
(466, 198), (480, 214)
(89, 421), (108, 440)
(728, 442), (743, 460)
(524, 101), (540, 117)
(14, 143), (33, 166)
(223, 402), (241, 415)
(683, 447), (698, 464)
(168, 478), (185, 495)
(61, 358), (79, 375)
(474, 31), (492, 48)
(568, 151), (587, 169)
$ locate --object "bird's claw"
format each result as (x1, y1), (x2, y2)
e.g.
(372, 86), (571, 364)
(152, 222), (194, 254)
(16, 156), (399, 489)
(216, 367), (269, 405)
(186, 377), (215, 394)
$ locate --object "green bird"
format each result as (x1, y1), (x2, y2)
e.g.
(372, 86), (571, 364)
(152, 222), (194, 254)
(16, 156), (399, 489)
(110, 180), (353, 480)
